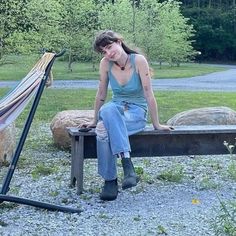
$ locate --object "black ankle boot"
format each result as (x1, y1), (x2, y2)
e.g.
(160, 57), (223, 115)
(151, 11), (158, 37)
(121, 158), (139, 190)
(100, 179), (118, 201)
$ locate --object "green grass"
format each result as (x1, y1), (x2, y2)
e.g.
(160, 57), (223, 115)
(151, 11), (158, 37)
(1, 88), (236, 127)
(0, 54), (227, 81)
(156, 164), (184, 183)
(31, 163), (59, 180)
(0, 54), (40, 81)
(227, 161), (236, 181)
(150, 63), (226, 79)
(213, 199), (236, 236)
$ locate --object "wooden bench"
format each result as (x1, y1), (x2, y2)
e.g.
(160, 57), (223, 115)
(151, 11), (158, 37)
(67, 125), (236, 194)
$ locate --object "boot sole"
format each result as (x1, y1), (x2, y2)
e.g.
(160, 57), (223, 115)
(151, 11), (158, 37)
(122, 176), (140, 190)
(100, 194), (118, 201)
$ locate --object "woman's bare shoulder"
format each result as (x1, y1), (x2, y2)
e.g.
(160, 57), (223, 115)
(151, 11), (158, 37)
(135, 54), (147, 61)
(100, 57), (110, 65)
(100, 57), (110, 71)
(134, 54), (149, 68)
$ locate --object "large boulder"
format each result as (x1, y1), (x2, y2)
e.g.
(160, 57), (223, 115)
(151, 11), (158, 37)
(50, 110), (94, 149)
(167, 106), (236, 126)
(0, 123), (16, 167)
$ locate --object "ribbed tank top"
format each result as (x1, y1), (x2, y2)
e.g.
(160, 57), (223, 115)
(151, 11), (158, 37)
(108, 54), (147, 110)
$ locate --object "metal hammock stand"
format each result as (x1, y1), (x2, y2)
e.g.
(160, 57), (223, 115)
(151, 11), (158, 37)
(0, 50), (82, 214)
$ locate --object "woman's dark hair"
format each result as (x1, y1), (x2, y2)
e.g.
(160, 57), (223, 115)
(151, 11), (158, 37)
(93, 30), (138, 55)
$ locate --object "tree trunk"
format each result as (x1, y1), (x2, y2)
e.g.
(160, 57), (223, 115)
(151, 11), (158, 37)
(0, 38), (2, 61)
(68, 49), (73, 72)
(197, 0), (200, 8)
(132, 0), (136, 44)
(234, 3), (236, 33)
(208, 0), (212, 8)
(91, 50), (97, 72)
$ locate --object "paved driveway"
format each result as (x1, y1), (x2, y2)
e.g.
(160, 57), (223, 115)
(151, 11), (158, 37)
(0, 67), (236, 92)
(152, 68), (236, 92)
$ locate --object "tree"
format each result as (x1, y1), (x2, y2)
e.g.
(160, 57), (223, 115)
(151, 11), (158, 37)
(4, 0), (63, 55)
(182, 2), (236, 61)
(138, 0), (196, 66)
(98, 0), (135, 40)
(59, 0), (98, 71)
(0, 0), (197, 65)
(98, 0), (195, 65)
(0, 0), (32, 60)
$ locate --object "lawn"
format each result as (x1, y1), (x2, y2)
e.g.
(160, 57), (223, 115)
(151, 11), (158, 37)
(0, 88), (235, 127)
(0, 54), (228, 81)
(0, 54), (235, 127)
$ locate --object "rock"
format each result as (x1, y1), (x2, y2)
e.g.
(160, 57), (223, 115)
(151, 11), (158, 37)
(0, 123), (16, 167)
(167, 106), (236, 126)
(50, 110), (94, 149)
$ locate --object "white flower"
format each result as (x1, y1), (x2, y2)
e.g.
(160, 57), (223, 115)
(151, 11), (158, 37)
(223, 141), (228, 146)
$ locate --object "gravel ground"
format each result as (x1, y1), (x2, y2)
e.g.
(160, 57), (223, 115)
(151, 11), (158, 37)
(0, 123), (236, 236)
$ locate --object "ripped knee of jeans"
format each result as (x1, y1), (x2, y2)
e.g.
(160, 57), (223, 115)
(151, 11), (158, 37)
(95, 121), (108, 141)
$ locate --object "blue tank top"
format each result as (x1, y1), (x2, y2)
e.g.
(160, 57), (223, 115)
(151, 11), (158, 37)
(108, 54), (147, 110)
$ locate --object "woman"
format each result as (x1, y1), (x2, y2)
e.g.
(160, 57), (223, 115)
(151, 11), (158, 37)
(82, 30), (172, 201)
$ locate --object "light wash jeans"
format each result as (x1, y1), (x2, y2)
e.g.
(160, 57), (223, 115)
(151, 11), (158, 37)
(95, 101), (147, 180)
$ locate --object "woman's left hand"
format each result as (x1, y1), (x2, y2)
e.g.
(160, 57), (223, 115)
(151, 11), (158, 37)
(154, 124), (174, 131)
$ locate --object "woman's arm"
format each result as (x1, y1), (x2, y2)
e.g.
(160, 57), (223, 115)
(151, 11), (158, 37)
(136, 54), (172, 131)
(84, 58), (109, 128)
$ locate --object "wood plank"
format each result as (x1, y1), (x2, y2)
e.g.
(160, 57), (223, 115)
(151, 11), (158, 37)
(67, 125), (236, 158)
(68, 125), (236, 136)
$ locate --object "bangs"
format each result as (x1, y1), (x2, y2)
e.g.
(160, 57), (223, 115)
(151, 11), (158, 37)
(94, 35), (117, 53)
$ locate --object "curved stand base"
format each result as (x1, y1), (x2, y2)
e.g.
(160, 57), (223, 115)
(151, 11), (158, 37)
(0, 194), (82, 214)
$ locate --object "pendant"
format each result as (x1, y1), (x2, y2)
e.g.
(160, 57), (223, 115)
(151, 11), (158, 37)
(115, 55), (129, 71)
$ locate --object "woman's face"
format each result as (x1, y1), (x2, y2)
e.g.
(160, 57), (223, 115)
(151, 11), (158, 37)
(100, 41), (123, 61)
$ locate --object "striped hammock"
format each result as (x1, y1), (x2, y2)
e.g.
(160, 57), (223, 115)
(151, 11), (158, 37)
(0, 52), (55, 131)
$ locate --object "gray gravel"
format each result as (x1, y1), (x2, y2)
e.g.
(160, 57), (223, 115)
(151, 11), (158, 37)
(0, 123), (236, 235)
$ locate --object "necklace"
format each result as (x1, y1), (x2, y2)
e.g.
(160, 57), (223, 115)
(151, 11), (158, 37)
(115, 55), (129, 70)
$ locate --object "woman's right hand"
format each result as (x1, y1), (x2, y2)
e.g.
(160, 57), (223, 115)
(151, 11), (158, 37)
(78, 121), (97, 129)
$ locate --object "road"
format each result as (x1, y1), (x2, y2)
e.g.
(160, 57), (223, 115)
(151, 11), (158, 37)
(0, 67), (236, 92)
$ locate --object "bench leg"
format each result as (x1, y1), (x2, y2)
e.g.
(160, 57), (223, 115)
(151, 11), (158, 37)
(70, 137), (76, 187)
(70, 136), (84, 194)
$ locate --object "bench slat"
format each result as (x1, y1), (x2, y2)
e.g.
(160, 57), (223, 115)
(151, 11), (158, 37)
(68, 125), (236, 136)
(68, 125), (236, 157)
